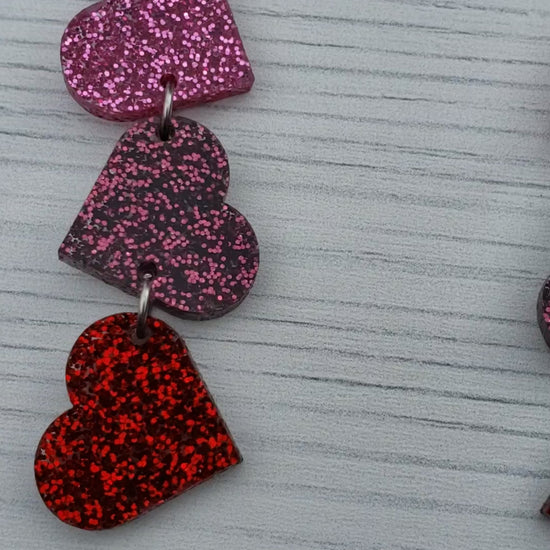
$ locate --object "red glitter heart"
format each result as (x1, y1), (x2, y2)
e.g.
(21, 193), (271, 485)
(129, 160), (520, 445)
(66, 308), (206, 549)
(59, 116), (259, 320)
(35, 313), (241, 530)
(61, 0), (254, 120)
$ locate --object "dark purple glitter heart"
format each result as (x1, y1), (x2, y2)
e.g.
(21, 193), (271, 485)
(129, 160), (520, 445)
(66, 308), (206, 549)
(538, 277), (550, 347)
(538, 277), (550, 517)
(59, 117), (259, 319)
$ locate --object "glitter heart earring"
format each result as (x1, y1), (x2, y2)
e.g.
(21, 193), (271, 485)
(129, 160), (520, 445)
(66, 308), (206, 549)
(60, 0), (254, 120)
(537, 281), (550, 517)
(34, 0), (258, 530)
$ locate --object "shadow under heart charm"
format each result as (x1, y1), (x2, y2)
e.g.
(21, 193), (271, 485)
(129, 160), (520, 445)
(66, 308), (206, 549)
(35, 311), (241, 530)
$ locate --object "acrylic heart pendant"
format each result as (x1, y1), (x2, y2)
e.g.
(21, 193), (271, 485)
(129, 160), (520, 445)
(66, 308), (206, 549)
(538, 278), (550, 517)
(35, 313), (242, 530)
(59, 116), (259, 320)
(538, 278), (550, 348)
(61, 0), (254, 120)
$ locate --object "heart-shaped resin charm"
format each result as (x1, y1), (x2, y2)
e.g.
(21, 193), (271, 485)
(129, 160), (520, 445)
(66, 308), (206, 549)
(538, 279), (550, 517)
(35, 313), (242, 530)
(538, 278), (550, 348)
(61, 0), (254, 120)
(59, 116), (259, 320)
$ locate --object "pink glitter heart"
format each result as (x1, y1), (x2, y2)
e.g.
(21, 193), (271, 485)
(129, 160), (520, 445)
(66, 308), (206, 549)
(59, 117), (259, 319)
(61, 0), (254, 121)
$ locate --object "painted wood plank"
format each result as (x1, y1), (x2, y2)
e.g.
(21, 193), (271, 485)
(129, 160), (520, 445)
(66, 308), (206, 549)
(3, 0), (550, 548)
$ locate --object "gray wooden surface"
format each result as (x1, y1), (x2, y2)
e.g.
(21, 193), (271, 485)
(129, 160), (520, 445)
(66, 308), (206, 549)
(3, 0), (550, 548)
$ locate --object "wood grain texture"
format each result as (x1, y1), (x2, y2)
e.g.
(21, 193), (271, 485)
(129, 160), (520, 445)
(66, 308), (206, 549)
(3, 0), (550, 547)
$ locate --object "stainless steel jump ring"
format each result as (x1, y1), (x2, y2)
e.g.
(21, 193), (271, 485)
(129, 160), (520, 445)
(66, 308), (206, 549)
(159, 78), (175, 141)
(136, 273), (154, 341)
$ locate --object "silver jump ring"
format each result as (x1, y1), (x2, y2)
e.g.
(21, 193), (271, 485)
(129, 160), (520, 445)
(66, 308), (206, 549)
(159, 78), (175, 140)
(136, 273), (154, 341)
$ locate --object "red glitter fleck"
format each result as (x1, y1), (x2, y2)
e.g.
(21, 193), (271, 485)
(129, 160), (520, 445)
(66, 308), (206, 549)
(34, 313), (242, 530)
(61, 0), (254, 121)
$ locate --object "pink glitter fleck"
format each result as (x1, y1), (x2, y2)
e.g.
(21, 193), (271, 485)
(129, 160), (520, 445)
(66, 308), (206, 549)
(59, 117), (259, 320)
(61, 0), (255, 120)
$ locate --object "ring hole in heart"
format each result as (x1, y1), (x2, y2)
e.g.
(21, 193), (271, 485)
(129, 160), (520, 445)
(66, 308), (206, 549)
(158, 74), (177, 142)
(137, 260), (158, 280)
(132, 261), (158, 345)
